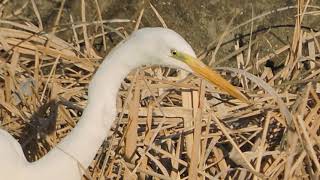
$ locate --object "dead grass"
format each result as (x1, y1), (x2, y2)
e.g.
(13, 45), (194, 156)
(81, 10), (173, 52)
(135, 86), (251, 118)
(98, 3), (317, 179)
(0, 0), (320, 179)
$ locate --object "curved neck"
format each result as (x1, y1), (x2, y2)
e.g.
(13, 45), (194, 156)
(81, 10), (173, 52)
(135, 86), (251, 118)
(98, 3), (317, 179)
(28, 55), (140, 179)
(59, 59), (132, 166)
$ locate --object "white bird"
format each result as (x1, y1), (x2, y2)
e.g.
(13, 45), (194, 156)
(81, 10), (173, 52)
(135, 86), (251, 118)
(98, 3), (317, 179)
(0, 27), (248, 180)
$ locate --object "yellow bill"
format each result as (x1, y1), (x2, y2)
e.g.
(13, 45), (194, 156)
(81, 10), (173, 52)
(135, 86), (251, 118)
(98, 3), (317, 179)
(171, 50), (249, 103)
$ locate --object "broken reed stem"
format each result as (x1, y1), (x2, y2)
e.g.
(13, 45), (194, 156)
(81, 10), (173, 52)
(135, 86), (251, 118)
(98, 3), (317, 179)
(0, 1), (319, 180)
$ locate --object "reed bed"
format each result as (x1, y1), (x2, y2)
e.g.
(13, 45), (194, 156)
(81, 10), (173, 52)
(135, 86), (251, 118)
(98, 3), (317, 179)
(0, 0), (319, 179)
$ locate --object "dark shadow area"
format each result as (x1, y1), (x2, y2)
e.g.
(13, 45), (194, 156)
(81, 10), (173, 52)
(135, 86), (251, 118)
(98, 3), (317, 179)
(18, 100), (58, 162)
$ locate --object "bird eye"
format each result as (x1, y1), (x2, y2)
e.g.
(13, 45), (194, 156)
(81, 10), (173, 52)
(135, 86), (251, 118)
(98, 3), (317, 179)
(170, 49), (177, 56)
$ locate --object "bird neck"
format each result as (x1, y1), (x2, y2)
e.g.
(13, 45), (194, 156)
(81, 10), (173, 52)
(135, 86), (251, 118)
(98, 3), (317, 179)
(29, 56), (139, 178)
(61, 58), (135, 165)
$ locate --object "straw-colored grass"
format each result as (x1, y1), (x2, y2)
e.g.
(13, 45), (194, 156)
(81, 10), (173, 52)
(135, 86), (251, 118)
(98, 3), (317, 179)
(0, 0), (319, 179)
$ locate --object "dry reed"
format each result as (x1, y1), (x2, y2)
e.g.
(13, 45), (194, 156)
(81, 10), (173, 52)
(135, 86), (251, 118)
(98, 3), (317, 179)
(0, 0), (319, 179)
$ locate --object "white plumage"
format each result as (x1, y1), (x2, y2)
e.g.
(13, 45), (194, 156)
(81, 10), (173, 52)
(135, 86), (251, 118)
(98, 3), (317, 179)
(0, 27), (247, 179)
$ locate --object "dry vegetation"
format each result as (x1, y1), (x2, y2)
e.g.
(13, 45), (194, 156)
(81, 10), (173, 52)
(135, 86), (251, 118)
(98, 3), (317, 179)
(0, 0), (320, 179)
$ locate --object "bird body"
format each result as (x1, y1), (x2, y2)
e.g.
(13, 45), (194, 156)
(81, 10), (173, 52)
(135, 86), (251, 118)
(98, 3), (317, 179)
(0, 28), (247, 179)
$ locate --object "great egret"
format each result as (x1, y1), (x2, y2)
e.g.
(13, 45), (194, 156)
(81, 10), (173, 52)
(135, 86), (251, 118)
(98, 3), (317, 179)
(0, 27), (248, 180)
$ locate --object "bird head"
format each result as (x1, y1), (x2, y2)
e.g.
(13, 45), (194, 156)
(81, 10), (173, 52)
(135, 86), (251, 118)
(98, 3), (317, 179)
(129, 28), (249, 103)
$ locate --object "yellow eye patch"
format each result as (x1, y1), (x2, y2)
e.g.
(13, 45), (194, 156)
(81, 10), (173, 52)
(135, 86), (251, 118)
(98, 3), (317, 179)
(170, 49), (192, 62)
